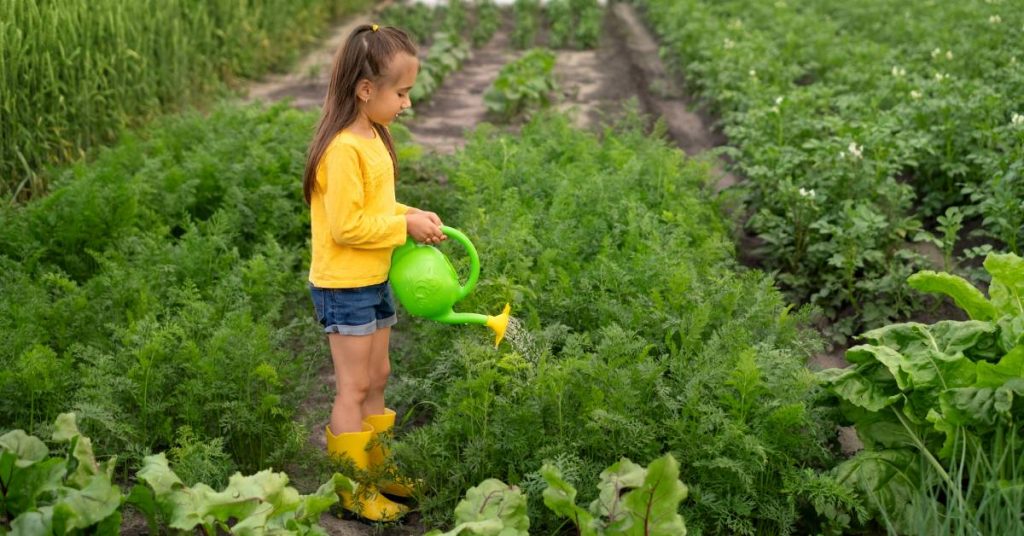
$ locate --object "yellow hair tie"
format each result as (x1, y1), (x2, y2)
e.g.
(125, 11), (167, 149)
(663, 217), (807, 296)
(371, 24), (379, 32)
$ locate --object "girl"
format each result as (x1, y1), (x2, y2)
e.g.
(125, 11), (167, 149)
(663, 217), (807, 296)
(303, 24), (443, 522)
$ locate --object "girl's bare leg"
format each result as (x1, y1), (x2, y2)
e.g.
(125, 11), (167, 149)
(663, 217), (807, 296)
(363, 327), (391, 417)
(328, 333), (374, 433)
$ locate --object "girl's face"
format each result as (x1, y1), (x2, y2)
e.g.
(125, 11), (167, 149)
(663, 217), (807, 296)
(360, 52), (418, 126)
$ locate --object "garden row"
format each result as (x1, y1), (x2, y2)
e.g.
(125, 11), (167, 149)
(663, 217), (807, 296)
(0, 104), (320, 481)
(1, 0), (369, 201)
(388, 110), (851, 534)
(634, 0), (1024, 342)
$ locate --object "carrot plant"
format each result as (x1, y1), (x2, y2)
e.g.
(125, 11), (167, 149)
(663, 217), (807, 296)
(392, 110), (853, 534)
(0, 104), (320, 474)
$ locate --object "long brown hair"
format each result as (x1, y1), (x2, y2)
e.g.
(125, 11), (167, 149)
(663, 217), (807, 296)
(303, 25), (417, 204)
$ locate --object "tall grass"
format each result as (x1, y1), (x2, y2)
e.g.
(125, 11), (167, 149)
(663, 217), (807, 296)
(0, 0), (369, 202)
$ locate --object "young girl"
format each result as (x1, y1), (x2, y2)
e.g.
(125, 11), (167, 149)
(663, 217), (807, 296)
(303, 24), (443, 522)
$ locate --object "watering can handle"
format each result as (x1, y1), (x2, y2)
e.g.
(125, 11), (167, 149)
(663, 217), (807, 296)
(441, 226), (480, 302)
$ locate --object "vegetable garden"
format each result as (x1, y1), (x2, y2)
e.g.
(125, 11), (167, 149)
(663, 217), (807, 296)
(2, 1), (1023, 535)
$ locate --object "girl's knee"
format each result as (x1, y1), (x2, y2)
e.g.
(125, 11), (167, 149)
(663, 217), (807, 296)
(335, 387), (370, 406)
(368, 363), (391, 391)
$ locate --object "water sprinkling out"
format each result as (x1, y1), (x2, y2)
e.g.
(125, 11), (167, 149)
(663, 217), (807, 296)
(503, 316), (540, 362)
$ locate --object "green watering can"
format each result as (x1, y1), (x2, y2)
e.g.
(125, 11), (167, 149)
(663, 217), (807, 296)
(389, 226), (511, 347)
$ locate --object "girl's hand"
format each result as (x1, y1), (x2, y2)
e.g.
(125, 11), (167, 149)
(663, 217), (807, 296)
(406, 213), (445, 244)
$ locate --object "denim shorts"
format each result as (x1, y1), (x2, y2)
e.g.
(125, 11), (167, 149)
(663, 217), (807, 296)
(308, 281), (398, 335)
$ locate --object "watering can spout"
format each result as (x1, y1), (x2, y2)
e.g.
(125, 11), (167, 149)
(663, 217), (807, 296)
(486, 303), (512, 348)
(434, 303), (511, 348)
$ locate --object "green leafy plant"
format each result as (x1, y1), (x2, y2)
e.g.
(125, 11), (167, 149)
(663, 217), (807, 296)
(471, 0), (501, 47)
(392, 110), (847, 534)
(819, 252), (1024, 533)
(424, 480), (530, 536)
(128, 453), (348, 535)
(483, 49), (557, 121)
(0, 413), (122, 535)
(542, 454), (688, 535)
(424, 454), (688, 536)
(410, 32), (472, 105)
(511, 0), (539, 49)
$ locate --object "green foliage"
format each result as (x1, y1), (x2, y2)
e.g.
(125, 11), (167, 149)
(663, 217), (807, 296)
(129, 453), (348, 535)
(471, 0), (502, 47)
(0, 414), (121, 535)
(511, 0), (540, 49)
(392, 110), (845, 534)
(546, 0), (603, 49)
(424, 454), (687, 536)
(1, 413), (351, 535)
(819, 252), (1024, 533)
(1, 0), (371, 201)
(483, 49), (558, 122)
(380, 3), (438, 44)
(543, 454), (688, 535)
(410, 33), (472, 105)
(424, 480), (530, 536)
(635, 0), (1021, 341)
(0, 104), (321, 473)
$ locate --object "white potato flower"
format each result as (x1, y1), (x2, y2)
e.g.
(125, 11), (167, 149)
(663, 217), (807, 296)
(848, 142), (863, 159)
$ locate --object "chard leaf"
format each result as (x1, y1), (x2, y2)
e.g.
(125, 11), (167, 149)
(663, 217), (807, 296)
(542, 464), (595, 534)
(975, 345), (1024, 388)
(52, 413), (81, 442)
(0, 430), (49, 467)
(899, 350), (976, 392)
(939, 387), (998, 427)
(845, 345), (910, 390)
(51, 472), (122, 533)
(592, 457), (647, 527)
(822, 365), (902, 412)
(834, 448), (920, 532)
(619, 454), (688, 536)
(998, 316), (1024, 355)
(994, 379), (1024, 415)
(984, 253), (1024, 317)
(451, 479), (529, 535)
(907, 271), (996, 320)
(10, 508), (54, 535)
(859, 321), (996, 358)
(856, 420), (914, 450)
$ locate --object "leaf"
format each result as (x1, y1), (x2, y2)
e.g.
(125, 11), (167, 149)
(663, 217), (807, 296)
(10, 508), (54, 536)
(50, 472), (122, 533)
(907, 270), (996, 320)
(591, 457), (647, 528)
(541, 463), (594, 533)
(52, 413), (81, 442)
(452, 479), (529, 534)
(618, 454), (688, 536)
(834, 449), (920, 533)
(0, 430), (49, 467)
(0, 455), (66, 519)
(975, 345), (1024, 388)
(292, 474), (343, 523)
(984, 252), (1024, 317)
(859, 321), (996, 357)
(822, 363), (902, 411)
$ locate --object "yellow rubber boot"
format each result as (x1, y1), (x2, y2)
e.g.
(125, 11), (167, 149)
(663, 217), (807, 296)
(325, 423), (408, 521)
(364, 409), (418, 498)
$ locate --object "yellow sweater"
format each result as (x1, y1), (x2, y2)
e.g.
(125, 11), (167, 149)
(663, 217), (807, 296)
(308, 129), (409, 288)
